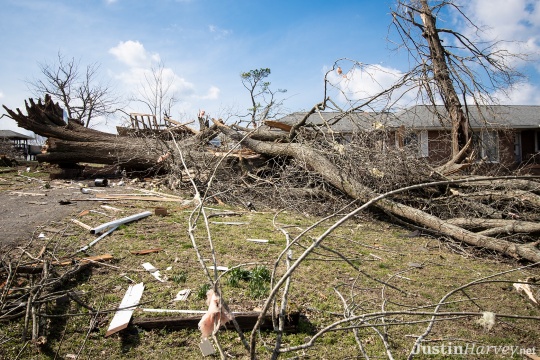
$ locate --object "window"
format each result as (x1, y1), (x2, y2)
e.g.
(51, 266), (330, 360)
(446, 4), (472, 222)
(474, 130), (499, 163)
(536, 131), (540, 152)
(400, 130), (428, 158)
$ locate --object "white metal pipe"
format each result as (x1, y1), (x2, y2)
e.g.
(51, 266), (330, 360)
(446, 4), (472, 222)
(90, 211), (152, 234)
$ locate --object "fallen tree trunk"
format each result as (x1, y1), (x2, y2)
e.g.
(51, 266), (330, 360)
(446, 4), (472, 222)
(2, 95), (218, 172)
(214, 120), (540, 263)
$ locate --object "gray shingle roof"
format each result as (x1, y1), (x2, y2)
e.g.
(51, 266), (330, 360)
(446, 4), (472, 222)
(395, 105), (540, 129)
(276, 111), (399, 132)
(275, 105), (540, 132)
(0, 130), (34, 140)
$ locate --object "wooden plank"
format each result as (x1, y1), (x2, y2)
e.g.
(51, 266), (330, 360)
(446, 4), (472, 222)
(105, 283), (145, 337)
(55, 254), (114, 266)
(132, 311), (300, 332)
(98, 195), (185, 202)
(70, 218), (92, 230)
(264, 120), (292, 132)
(130, 248), (162, 255)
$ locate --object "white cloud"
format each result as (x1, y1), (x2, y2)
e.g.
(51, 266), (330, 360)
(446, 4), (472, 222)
(0, 91), (4, 99)
(109, 40), (160, 68)
(456, 0), (540, 63)
(327, 64), (419, 109)
(196, 86), (220, 100)
(491, 82), (540, 104)
(208, 25), (232, 39)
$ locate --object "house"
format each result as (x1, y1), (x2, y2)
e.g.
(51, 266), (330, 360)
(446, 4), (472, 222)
(0, 130), (36, 159)
(273, 105), (540, 168)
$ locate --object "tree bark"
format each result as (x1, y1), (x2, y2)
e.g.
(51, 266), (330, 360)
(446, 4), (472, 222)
(214, 120), (540, 263)
(419, 0), (469, 158)
(2, 95), (218, 172)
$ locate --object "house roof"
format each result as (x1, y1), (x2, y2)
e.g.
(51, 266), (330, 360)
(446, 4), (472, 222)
(275, 111), (399, 132)
(395, 105), (540, 130)
(0, 130), (34, 140)
(274, 105), (540, 133)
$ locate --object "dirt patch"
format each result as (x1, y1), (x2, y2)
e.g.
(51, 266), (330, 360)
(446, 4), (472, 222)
(0, 168), (124, 247)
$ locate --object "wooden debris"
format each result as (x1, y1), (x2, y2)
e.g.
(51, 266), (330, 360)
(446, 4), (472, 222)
(132, 311), (300, 332)
(154, 207), (168, 216)
(55, 254), (114, 266)
(130, 248), (162, 255)
(207, 212), (241, 219)
(70, 218), (92, 230)
(96, 194), (185, 202)
(210, 221), (249, 225)
(101, 205), (124, 212)
(105, 283), (145, 337)
(78, 209), (90, 216)
(10, 191), (46, 196)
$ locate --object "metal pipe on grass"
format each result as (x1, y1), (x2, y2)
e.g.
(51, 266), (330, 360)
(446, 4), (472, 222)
(90, 211), (152, 234)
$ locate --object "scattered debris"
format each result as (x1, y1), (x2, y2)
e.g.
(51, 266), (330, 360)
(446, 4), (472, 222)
(207, 266), (229, 271)
(132, 311), (300, 332)
(94, 178), (108, 187)
(101, 205), (123, 212)
(130, 248), (162, 255)
(55, 254), (114, 266)
(142, 262), (165, 282)
(154, 207), (168, 216)
(513, 279), (539, 307)
(94, 194), (185, 202)
(90, 211), (152, 234)
(142, 309), (205, 314)
(70, 218), (92, 231)
(199, 338), (215, 357)
(210, 221), (249, 225)
(105, 283), (145, 337)
(173, 289), (191, 302)
(10, 191), (46, 196)
(78, 226), (118, 253)
(246, 238), (269, 243)
(207, 212), (241, 219)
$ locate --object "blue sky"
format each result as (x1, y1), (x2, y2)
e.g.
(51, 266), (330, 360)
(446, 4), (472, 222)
(1, 0), (539, 136)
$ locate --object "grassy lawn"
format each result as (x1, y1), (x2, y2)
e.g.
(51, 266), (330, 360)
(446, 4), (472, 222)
(1, 171), (539, 359)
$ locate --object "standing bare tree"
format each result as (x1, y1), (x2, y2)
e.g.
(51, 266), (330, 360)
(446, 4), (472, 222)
(389, 0), (523, 159)
(27, 52), (119, 128)
(240, 68), (286, 128)
(132, 60), (179, 126)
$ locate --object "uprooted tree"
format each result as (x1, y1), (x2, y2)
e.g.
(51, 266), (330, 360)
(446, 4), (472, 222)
(2, 0), (539, 262)
(3, 93), (540, 265)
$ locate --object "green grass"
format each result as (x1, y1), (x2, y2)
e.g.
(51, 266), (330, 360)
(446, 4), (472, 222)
(0, 174), (539, 359)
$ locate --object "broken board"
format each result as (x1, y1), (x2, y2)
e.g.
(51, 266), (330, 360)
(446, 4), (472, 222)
(105, 282), (145, 337)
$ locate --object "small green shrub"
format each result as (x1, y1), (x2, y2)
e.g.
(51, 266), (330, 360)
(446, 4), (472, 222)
(248, 266), (270, 299)
(227, 267), (251, 287)
(196, 283), (211, 300)
(171, 271), (187, 284)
